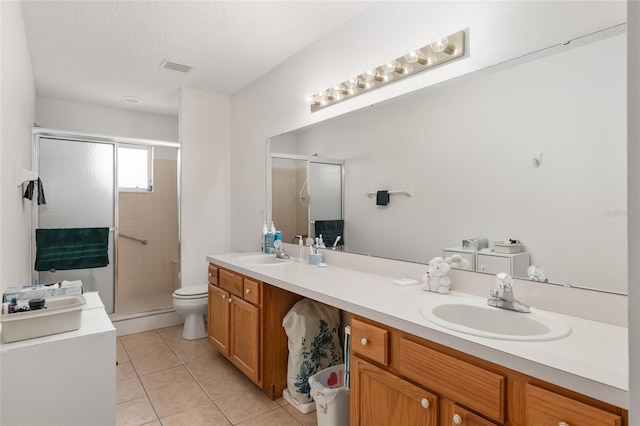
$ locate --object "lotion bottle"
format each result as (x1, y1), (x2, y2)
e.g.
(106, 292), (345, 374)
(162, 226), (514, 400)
(296, 235), (304, 262)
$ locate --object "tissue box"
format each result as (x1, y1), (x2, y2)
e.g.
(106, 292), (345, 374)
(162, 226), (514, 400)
(3, 280), (83, 303)
(462, 238), (489, 251)
(493, 241), (523, 254)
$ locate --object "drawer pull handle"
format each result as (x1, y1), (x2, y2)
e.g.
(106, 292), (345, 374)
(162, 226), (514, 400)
(420, 398), (429, 409)
(558, 423), (569, 426)
(361, 338), (368, 346)
(453, 414), (463, 425)
(246, 289), (250, 294)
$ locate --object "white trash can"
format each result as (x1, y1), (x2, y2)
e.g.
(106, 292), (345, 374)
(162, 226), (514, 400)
(308, 364), (349, 426)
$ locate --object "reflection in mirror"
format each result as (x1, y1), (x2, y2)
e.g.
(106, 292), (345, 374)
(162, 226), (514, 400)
(269, 25), (627, 294)
(271, 155), (344, 247)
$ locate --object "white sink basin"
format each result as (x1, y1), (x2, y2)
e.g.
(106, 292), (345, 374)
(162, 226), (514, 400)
(232, 254), (293, 266)
(420, 297), (571, 341)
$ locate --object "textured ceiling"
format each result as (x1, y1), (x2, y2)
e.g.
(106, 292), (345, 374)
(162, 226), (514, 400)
(21, 1), (373, 116)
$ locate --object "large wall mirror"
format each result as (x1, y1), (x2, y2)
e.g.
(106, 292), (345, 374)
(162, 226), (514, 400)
(269, 25), (627, 295)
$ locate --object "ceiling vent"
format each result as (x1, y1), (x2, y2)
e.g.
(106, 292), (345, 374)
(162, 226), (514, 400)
(160, 59), (192, 73)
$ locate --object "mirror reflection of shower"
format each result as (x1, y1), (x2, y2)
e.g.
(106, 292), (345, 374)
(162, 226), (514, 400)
(271, 154), (344, 247)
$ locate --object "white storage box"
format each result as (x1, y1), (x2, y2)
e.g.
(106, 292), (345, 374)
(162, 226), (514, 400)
(493, 241), (523, 254)
(0, 294), (86, 343)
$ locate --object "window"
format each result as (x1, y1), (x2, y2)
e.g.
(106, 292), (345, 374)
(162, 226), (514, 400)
(118, 145), (152, 192)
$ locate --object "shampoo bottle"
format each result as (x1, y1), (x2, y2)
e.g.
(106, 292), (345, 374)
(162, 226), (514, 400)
(261, 221), (268, 252)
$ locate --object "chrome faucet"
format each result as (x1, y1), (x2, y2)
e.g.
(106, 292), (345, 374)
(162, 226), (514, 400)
(271, 240), (290, 259)
(487, 273), (530, 313)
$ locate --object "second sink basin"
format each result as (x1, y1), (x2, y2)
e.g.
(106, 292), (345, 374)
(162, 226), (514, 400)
(232, 254), (293, 266)
(420, 296), (571, 341)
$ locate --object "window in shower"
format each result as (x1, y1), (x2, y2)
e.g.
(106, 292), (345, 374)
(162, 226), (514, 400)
(118, 145), (153, 192)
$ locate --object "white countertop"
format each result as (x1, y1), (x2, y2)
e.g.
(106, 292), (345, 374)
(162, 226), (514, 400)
(208, 252), (629, 409)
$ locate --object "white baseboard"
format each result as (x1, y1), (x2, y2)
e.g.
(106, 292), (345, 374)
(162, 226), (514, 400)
(111, 310), (183, 336)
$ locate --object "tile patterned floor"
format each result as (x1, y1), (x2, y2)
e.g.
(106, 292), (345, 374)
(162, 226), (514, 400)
(116, 325), (319, 426)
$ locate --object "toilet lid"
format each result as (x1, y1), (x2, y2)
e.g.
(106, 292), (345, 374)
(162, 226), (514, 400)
(174, 285), (208, 297)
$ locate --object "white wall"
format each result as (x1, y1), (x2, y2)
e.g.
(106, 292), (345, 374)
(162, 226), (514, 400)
(37, 97), (178, 142)
(179, 87), (231, 288)
(1, 2), (36, 290)
(230, 1), (626, 254)
(627, 1), (639, 422)
(277, 34), (626, 293)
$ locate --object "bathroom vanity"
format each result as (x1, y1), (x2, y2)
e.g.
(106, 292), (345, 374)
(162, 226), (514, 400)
(207, 262), (302, 399)
(207, 252), (628, 424)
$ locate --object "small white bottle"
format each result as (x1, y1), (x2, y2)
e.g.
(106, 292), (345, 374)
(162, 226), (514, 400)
(261, 221), (268, 252)
(296, 235), (304, 262)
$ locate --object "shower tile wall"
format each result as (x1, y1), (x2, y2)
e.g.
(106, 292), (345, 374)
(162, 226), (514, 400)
(118, 159), (178, 301)
(272, 167), (308, 243)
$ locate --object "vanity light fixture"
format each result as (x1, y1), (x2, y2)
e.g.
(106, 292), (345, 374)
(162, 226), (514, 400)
(309, 30), (465, 112)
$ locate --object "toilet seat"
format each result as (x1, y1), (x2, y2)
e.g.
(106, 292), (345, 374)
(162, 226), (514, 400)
(173, 285), (208, 299)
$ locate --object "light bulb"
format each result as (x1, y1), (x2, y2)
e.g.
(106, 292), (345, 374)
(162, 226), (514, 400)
(306, 95), (320, 106)
(431, 37), (456, 55)
(345, 77), (365, 90)
(404, 50), (428, 65)
(362, 68), (384, 82)
(381, 60), (405, 74)
(330, 84), (348, 96)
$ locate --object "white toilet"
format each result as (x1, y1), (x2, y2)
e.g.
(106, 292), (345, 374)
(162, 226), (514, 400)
(172, 285), (208, 340)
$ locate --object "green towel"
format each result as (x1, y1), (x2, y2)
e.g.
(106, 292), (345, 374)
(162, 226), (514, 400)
(35, 227), (109, 271)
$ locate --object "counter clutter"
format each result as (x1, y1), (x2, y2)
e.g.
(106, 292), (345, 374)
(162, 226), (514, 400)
(207, 251), (628, 412)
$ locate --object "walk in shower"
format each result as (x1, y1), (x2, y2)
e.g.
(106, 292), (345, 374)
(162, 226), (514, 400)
(32, 130), (180, 316)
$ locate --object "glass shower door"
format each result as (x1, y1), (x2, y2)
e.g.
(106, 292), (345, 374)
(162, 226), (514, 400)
(37, 137), (115, 313)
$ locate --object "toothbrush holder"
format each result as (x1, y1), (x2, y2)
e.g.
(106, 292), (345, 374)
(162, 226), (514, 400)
(309, 253), (323, 265)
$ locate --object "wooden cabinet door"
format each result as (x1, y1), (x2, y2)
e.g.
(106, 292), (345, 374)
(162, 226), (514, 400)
(351, 356), (438, 426)
(208, 284), (230, 357)
(441, 399), (498, 426)
(230, 295), (261, 384)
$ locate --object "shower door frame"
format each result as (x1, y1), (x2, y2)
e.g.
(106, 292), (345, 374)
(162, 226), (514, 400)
(31, 128), (181, 314)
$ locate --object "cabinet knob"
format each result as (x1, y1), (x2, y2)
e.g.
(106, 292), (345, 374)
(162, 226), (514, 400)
(480, 265), (485, 272)
(221, 294), (226, 299)
(558, 423), (569, 426)
(361, 338), (368, 346)
(208, 272), (212, 277)
(246, 289), (250, 294)
(420, 398), (429, 409)
(453, 414), (463, 425)
(228, 298), (232, 303)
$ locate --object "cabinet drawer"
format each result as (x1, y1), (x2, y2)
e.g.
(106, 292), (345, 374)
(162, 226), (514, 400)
(243, 278), (261, 305)
(208, 264), (219, 285)
(525, 384), (622, 426)
(443, 250), (475, 270)
(476, 254), (511, 275)
(219, 269), (244, 298)
(398, 338), (505, 423)
(351, 318), (389, 366)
